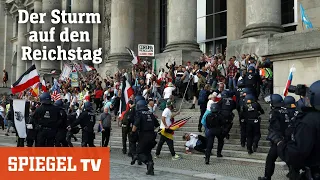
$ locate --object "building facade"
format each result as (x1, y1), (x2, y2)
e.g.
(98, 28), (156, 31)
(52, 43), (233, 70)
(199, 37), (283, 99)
(1, 0), (320, 91)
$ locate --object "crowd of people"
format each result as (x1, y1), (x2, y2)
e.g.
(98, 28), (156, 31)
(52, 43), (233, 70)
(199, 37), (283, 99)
(0, 48), (319, 179)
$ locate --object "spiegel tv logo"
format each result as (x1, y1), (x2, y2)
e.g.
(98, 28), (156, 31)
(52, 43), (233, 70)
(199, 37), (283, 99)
(0, 148), (110, 180)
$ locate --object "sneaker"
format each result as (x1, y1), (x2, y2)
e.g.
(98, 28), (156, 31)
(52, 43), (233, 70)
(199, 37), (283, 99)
(154, 154), (160, 159)
(172, 154), (181, 160)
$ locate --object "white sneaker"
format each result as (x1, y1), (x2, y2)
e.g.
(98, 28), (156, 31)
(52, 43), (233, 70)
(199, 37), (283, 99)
(172, 154), (181, 160)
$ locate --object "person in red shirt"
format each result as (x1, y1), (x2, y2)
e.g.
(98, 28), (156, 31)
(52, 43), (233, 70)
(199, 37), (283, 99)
(94, 85), (104, 112)
(227, 58), (238, 90)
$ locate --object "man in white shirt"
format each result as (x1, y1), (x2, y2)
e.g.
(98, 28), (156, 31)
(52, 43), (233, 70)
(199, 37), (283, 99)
(183, 133), (207, 154)
(163, 82), (175, 100)
(155, 101), (181, 160)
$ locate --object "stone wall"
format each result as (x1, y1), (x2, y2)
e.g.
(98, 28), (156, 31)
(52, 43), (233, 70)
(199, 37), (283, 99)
(297, 0), (320, 32)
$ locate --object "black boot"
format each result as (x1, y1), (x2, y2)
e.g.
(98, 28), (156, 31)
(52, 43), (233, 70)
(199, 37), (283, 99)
(198, 126), (202, 132)
(217, 153), (223, 158)
(146, 162), (154, 175)
(241, 142), (245, 147)
(248, 149), (253, 155)
(205, 156), (210, 164)
(138, 160), (142, 165)
(189, 104), (195, 109)
(130, 156), (138, 165)
(253, 143), (258, 152)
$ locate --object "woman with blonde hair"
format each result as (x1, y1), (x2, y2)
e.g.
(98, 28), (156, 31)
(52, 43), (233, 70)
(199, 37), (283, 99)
(201, 92), (218, 134)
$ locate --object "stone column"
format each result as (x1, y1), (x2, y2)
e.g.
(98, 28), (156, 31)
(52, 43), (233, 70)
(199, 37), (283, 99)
(71, 0), (93, 65)
(3, 4), (14, 85)
(164, 0), (200, 52)
(108, 0), (135, 70)
(227, 0), (246, 43)
(242, 0), (284, 38)
(33, 0), (42, 70)
(40, 0), (61, 78)
(16, 0), (28, 78)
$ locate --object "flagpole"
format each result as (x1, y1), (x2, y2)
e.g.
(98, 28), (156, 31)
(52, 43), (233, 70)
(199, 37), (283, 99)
(179, 78), (192, 111)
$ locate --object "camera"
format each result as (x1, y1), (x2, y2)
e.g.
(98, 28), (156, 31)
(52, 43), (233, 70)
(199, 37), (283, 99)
(288, 84), (308, 96)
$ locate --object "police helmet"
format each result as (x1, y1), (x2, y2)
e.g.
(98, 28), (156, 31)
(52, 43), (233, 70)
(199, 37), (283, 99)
(210, 103), (220, 113)
(135, 95), (145, 104)
(237, 78), (245, 88)
(270, 94), (284, 108)
(245, 94), (256, 104)
(83, 101), (93, 111)
(308, 80), (320, 111)
(284, 96), (296, 109)
(40, 92), (51, 104)
(248, 66), (255, 73)
(54, 99), (64, 107)
(136, 100), (148, 111)
(296, 98), (306, 113)
(221, 90), (228, 98)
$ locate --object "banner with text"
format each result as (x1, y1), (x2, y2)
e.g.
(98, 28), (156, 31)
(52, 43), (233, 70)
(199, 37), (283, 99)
(138, 44), (154, 57)
(70, 72), (79, 87)
(0, 148), (110, 180)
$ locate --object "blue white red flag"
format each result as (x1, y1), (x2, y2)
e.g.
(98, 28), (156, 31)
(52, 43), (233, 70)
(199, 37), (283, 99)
(283, 65), (296, 97)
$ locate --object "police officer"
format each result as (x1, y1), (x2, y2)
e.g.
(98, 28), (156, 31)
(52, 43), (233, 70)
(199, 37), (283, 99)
(122, 95), (141, 156)
(26, 106), (37, 147)
(277, 81), (320, 179)
(54, 99), (69, 147)
(128, 95), (145, 165)
(66, 105), (80, 147)
(244, 66), (260, 99)
(130, 100), (159, 175)
(259, 94), (288, 180)
(242, 94), (264, 154)
(34, 92), (61, 147)
(69, 101), (96, 147)
(236, 77), (249, 147)
(205, 103), (224, 164)
(218, 90), (236, 140)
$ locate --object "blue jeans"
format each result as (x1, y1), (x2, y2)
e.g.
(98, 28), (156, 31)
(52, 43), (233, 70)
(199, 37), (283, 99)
(228, 77), (237, 90)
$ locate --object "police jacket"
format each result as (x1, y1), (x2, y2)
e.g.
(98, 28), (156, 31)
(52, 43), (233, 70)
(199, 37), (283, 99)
(244, 72), (259, 88)
(72, 110), (96, 132)
(242, 102), (264, 120)
(134, 107), (159, 132)
(205, 112), (223, 130)
(267, 107), (288, 143)
(57, 107), (68, 129)
(235, 87), (244, 104)
(67, 112), (77, 126)
(278, 110), (320, 168)
(219, 97), (236, 112)
(33, 104), (61, 129)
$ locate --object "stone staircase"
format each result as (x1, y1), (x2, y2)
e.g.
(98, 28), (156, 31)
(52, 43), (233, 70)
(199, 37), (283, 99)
(103, 100), (287, 167)
(0, 96), (286, 168)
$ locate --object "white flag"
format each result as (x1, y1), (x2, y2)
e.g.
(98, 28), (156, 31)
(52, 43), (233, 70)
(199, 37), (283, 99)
(60, 64), (72, 80)
(13, 99), (28, 138)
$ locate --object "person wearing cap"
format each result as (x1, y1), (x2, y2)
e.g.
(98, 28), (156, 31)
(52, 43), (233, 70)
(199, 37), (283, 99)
(163, 82), (175, 101)
(155, 101), (181, 160)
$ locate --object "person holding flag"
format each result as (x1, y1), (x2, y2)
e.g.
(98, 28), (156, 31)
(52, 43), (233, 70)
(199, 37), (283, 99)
(155, 101), (181, 160)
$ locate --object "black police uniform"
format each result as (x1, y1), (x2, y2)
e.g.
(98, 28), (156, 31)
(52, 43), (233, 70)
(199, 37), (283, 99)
(26, 108), (37, 147)
(244, 70), (259, 98)
(132, 106), (159, 175)
(55, 107), (69, 147)
(72, 110), (96, 147)
(66, 111), (78, 147)
(262, 107), (289, 179)
(122, 100), (134, 155)
(218, 94), (236, 139)
(242, 99), (264, 154)
(34, 104), (61, 147)
(205, 110), (224, 164)
(237, 92), (247, 147)
(278, 109), (320, 179)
